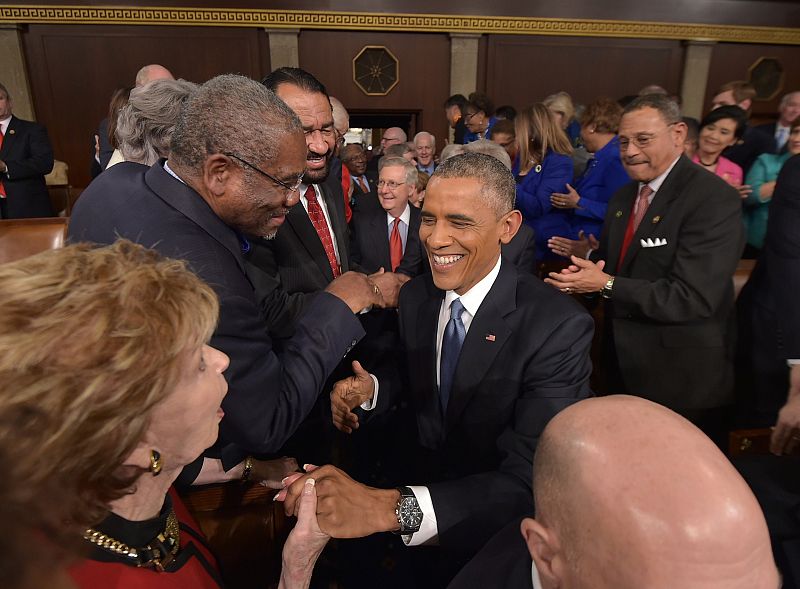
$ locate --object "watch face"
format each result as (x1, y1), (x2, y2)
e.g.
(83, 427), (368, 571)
(399, 497), (423, 530)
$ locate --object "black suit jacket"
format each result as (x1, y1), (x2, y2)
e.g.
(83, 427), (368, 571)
(447, 518), (533, 589)
(739, 155), (800, 421)
(349, 203), (427, 277)
(394, 260), (593, 554)
(0, 115), (54, 218)
(246, 177), (352, 337)
(68, 162), (364, 464)
(595, 155), (743, 410)
(503, 223), (537, 274)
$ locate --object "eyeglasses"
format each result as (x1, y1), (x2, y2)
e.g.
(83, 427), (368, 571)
(225, 152), (303, 194)
(377, 180), (406, 190)
(618, 123), (676, 151)
(463, 111), (479, 122)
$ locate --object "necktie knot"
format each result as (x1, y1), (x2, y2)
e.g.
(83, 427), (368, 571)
(304, 185), (318, 203)
(450, 298), (465, 321)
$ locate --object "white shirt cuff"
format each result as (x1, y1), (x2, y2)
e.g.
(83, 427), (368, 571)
(788, 359), (800, 366)
(402, 485), (438, 546)
(360, 374), (380, 410)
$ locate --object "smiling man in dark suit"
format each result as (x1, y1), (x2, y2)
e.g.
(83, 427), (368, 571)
(0, 82), (54, 219)
(546, 94), (743, 439)
(279, 153), (593, 585)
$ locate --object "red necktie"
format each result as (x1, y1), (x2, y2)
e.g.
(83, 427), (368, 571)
(0, 128), (6, 198)
(618, 184), (654, 265)
(389, 217), (403, 271)
(305, 186), (341, 278)
(358, 177), (369, 193)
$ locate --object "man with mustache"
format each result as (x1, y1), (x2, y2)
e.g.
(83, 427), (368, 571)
(545, 94), (743, 442)
(247, 68), (400, 339)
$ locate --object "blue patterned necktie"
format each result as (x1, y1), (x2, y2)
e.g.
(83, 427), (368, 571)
(439, 298), (466, 412)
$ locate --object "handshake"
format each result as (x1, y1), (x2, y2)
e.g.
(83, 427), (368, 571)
(325, 269), (410, 312)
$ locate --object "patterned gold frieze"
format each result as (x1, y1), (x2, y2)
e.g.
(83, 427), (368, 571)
(0, 5), (798, 45)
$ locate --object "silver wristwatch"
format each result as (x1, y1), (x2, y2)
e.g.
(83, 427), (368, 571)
(601, 276), (615, 299)
(394, 486), (423, 535)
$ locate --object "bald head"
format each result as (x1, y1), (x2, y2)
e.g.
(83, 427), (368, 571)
(135, 64), (174, 87)
(524, 396), (778, 589)
(329, 96), (350, 137)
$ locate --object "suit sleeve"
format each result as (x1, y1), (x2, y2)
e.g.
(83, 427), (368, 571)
(744, 156), (773, 205)
(612, 180), (744, 323)
(214, 290), (364, 459)
(5, 123), (55, 180)
(515, 155), (572, 220)
(427, 309), (594, 553)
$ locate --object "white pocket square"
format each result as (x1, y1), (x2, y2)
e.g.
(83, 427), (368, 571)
(640, 237), (667, 248)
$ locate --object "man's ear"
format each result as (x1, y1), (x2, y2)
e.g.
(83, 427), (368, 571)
(521, 517), (562, 588)
(202, 153), (235, 198)
(499, 209), (522, 245)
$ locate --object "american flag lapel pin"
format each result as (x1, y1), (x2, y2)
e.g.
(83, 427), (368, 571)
(485, 333), (496, 342)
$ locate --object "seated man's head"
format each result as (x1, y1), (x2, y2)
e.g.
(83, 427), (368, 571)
(377, 156), (417, 218)
(169, 74), (306, 240)
(523, 395), (779, 589)
(340, 143), (368, 177)
(422, 153), (522, 295)
(384, 141), (417, 165)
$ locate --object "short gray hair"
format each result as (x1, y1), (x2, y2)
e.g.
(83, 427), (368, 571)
(170, 74), (301, 173)
(432, 152), (515, 217)
(439, 144), (465, 162)
(116, 79), (198, 166)
(780, 91), (800, 109)
(414, 131), (436, 148)
(384, 142), (415, 159)
(463, 139), (512, 171)
(623, 93), (682, 125)
(378, 156), (418, 186)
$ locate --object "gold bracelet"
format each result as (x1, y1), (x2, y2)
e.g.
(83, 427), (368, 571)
(241, 456), (254, 482)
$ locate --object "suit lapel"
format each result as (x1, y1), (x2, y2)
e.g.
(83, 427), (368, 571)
(285, 193), (335, 281)
(619, 157), (687, 273)
(605, 183), (637, 273)
(0, 116), (17, 159)
(368, 210), (392, 271)
(414, 279), (446, 447)
(445, 261), (516, 431)
(320, 182), (350, 272)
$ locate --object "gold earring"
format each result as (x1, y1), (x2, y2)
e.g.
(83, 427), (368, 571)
(149, 450), (163, 476)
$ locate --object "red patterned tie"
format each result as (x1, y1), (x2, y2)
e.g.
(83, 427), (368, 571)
(389, 217), (403, 271)
(358, 177), (369, 193)
(0, 128), (6, 198)
(632, 184), (654, 232)
(305, 186), (341, 278)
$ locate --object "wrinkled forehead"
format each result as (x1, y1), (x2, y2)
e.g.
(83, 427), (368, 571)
(619, 108), (669, 135)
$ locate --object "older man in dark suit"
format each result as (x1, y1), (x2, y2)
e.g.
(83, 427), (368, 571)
(0, 82), (54, 219)
(546, 94), (743, 439)
(280, 153), (593, 585)
(68, 75), (378, 478)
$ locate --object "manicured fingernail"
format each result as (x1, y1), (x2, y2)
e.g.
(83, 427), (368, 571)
(273, 493), (281, 502)
(304, 478), (315, 493)
(303, 463), (316, 471)
(281, 476), (290, 487)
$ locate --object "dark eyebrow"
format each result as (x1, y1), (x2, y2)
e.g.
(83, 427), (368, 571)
(445, 213), (476, 223)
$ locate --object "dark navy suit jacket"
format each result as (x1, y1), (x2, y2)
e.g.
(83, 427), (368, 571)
(68, 161), (365, 465)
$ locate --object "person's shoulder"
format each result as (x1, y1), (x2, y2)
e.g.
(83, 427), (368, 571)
(545, 150), (573, 166)
(399, 271), (436, 305)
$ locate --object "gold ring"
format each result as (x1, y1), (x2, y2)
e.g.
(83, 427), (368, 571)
(373, 284), (380, 295)
(565, 287), (571, 293)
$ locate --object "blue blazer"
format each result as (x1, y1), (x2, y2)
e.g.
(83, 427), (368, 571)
(513, 150), (573, 261)
(570, 136), (630, 239)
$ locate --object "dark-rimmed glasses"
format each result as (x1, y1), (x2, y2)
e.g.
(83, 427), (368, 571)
(224, 152), (303, 194)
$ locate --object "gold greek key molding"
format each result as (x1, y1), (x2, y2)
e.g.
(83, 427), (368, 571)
(1, 5), (799, 45)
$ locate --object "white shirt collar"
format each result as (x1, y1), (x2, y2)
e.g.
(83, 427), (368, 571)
(386, 203), (411, 226)
(639, 154), (681, 197)
(0, 116), (11, 134)
(531, 560), (543, 589)
(443, 256), (502, 319)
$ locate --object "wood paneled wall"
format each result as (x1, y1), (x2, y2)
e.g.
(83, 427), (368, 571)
(704, 43), (800, 124)
(23, 24), (269, 188)
(483, 35), (684, 111)
(298, 30), (451, 149)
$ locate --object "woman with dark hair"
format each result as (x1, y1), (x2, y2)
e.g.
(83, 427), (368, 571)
(0, 241), (327, 589)
(513, 103), (574, 261)
(462, 92), (498, 142)
(743, 119), (800, 256)
(549, 97), (630, 244)
(692, 105), (748, 193)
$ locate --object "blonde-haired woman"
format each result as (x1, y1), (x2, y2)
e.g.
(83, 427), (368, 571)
(514, 103), (574, 261)
(0, 240), (327, 589)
